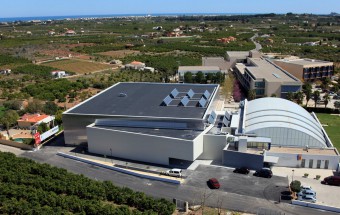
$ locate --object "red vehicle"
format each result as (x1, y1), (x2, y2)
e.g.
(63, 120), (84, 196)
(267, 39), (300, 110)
(208, 178), (220, 189)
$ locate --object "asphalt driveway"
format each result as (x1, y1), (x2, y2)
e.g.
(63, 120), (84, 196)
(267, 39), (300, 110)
(184, 165), (289, 201)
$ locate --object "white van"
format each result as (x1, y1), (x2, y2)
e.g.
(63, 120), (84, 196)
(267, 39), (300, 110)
(165, 168), (182, 177)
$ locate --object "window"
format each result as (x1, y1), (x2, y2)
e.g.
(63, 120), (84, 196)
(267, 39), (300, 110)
(281, 85), (301, 93)
(301, 159), (306, 168)
(309, 159), (314, 168)
(317, 160), (321, 169)
(255, 81), (265, 88)
(324, 160), (329, 169)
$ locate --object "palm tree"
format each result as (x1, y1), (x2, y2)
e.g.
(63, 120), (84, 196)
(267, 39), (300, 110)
(248, 89), (256, 101)
(286, 92), (294, 101)
(295, 91), (304, 105)
(302, 82), (312, 106)
(312, 91), (320, 108)
(323, 93), (331, 108)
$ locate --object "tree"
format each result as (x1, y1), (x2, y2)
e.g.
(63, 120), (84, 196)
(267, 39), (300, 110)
(321, 77), (331, 90)
(195, 71), (204, 84)
(184, 72), (193, 83)
(303, 82), (312, 106)
(214, 72), (224, 84)
(26, 100), (43, 113)
(55, 110), (63, 125)
(290, 180), (301, 193)
(312, 91), (320, 108)
(294, 91), (304, 105)
(270, 93), (277, 97)
(0, 110), (19, 137)
(37, 122), (49, 134)
(323, 94), (330, 108)
(334, 101), (340, 110)
(286, 92), (294, 101)
(3, 100), (22, 110)
(206, 73), (214, 82)
(43, 102), (58, 115)
(248, 89), (256, 101)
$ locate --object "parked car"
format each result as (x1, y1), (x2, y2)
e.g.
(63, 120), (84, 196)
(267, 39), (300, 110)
(333, 95), (340, 100)
(297, 190), (316, 197)
(165, 168), (182, 177)
(208, 178), (220, 189)
(233, 167), (250, 174)
(300, 185), (313, 192)
(253, 168), (273, 178)
(321, 176), (340, 186)
(298, 194), (317, 203)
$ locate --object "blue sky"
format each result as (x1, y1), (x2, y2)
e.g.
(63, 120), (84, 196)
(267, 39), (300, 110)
(1, 0), (339, 18)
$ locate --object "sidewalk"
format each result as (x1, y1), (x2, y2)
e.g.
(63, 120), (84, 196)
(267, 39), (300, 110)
(58, 152), (184, 184)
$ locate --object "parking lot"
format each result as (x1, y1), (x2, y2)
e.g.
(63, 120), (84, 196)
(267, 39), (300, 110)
(184, 165), (289, 201)
(273, 167), (340, 208)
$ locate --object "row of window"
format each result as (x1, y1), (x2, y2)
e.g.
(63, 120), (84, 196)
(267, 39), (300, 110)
(304, 72), (332, 79)
(281, 85), (301, 93)
(303, 66), (334, 73)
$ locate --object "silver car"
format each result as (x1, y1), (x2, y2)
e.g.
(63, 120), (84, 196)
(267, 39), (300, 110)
(298, 194), (316, 203)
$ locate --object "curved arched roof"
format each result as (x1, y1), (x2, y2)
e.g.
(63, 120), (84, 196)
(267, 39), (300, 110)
(245, 97), (327, 147)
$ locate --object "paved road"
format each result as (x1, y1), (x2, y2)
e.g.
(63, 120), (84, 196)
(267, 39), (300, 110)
(1, 136), (337, 215)
(251, 33), (262, 51)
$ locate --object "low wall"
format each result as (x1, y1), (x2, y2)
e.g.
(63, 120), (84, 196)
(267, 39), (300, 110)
(57, 152), (181, 185)
(0, 139), (33, 150)
(292, 200), (340, 213)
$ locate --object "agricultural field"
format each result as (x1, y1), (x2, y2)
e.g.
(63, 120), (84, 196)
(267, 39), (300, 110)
(98, 50), (140, 58)
(42, 59), (114, 74)
(316, 113), (340, 150)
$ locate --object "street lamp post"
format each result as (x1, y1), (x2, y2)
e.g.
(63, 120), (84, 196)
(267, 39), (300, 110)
(292, 169), (295, 182)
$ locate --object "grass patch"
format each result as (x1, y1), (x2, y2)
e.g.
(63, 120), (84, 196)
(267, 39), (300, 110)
(316, 113), (340, 150)
(43, 59), (113, 74)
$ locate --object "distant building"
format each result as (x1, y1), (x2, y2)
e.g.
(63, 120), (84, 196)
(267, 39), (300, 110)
(0, 69), (11, 74)
(217, 36), (237, 43)
(17, 114), (55, 129)
(65, 30), (76, 36)
(178, 66), (222, 82)
(51, 71), (67, 78)
(48, 31), (56, 36)
(124, 61), (146, 70)
(234, 55), (301, 98)
(273, 58), (334, 82)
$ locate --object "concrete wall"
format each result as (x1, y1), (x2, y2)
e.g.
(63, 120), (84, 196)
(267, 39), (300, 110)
(0, 139), (34, 150)
(87, 126), (195, 166)
(223, 150), (264, 170)
(198, 134), (227, 161)
(266, 151), (340, 170)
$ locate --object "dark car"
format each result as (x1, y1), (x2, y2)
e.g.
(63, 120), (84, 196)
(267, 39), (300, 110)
(322, 176), (340, 186)
(253, 168), (273, 178)
(233, 167), (250, 174)
(208, 178), (220, 189)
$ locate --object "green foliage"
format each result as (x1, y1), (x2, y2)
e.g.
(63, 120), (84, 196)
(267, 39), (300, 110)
(37, 122), (49, 134)
(13, 64), (58, 79)
(290, 180), (301, 193)
(184, 72), (193, 83)
(0, 54), (29, 66)
(54, 110), (63, 125)
(43, 102), (59, 115)
(3, 100), (22, 111)
(25, 100), (43, 114)
(0, 152), (175, 214)
(23, 79), (85, 101)
(0, 110), (19, 130)
(22, 138), (35, 145)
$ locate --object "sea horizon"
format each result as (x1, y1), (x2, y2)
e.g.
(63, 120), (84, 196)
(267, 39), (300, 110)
(0, 12), (263, 22)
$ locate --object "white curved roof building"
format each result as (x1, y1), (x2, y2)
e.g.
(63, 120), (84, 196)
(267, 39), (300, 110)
(245, 97), (327, 148)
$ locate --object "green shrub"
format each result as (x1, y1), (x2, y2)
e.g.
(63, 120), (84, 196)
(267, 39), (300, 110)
(290, 180), (301, 193)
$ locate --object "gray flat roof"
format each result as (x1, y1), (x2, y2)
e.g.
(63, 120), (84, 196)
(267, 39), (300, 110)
(275, 59), (333, 67)
(66, 82), (218, 119)
(178, 66), (220, 71)
(92, 125), (202, 140)
(246, 58), (300, 83)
